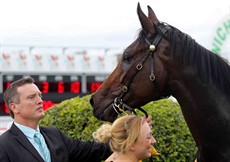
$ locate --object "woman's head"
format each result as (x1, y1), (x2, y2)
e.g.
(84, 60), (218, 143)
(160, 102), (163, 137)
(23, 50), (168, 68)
(93, 115), (156, 159)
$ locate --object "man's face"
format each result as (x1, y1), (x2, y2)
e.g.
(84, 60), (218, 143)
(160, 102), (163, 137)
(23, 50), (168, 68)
(11, 83), (44, 122)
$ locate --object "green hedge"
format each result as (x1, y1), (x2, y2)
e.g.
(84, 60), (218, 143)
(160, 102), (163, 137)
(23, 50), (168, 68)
(40, 95), (197, 162)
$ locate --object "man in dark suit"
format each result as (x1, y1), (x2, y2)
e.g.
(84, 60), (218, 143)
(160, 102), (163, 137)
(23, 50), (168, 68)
(0, 77), (112, 162)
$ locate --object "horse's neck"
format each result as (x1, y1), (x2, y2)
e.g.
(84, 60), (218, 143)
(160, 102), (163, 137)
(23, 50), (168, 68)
(171, 76), (230, 124)
(170, 77), (230, 160)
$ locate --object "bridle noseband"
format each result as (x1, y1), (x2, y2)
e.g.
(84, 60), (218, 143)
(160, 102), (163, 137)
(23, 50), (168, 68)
(112, 23), (167, 117)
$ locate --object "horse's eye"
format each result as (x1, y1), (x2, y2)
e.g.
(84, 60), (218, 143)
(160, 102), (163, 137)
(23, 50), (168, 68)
(122, 52), (133, 63)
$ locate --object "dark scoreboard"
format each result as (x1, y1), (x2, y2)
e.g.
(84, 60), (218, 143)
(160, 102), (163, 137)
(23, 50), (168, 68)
(0, 72), (109, 116)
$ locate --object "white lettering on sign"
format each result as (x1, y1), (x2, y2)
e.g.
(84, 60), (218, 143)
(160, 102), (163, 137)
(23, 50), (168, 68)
(70, 76), (79, 81)
(39, 75), (47, 81)
(55, 75), (63, 81)
(95, 76), (107, 82)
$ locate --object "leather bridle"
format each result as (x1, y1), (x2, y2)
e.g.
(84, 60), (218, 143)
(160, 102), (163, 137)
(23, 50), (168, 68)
(112, 22), (167, 117)
(110, 22), (199, 162)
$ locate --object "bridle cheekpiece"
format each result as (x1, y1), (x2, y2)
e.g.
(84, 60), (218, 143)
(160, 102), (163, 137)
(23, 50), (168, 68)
(112, 23), (166, 117)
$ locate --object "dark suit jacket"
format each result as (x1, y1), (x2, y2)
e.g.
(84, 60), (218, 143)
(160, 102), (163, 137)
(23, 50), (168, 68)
(0, 123), (112, 162)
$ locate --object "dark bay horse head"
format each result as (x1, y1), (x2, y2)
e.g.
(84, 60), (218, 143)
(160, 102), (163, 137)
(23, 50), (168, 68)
(91, 4), (171, 122)
(90, 3), (230, 161)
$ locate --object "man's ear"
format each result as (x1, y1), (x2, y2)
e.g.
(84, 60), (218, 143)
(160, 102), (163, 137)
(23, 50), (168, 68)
(10, 103), (19, 114)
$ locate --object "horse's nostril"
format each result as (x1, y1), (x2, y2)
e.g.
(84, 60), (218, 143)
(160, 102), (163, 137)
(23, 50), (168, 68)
(89, 96), (94, 107)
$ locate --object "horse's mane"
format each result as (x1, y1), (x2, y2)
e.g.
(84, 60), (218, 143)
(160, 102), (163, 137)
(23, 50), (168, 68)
(167, 25), (230, 95)
(138, 23), (230, 95)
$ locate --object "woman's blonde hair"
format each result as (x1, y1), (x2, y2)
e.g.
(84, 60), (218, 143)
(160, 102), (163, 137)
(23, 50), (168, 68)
(93, 115), (145, 153)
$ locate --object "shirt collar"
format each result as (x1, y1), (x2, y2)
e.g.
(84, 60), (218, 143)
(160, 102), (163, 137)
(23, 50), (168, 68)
(14, 122), (40, 139)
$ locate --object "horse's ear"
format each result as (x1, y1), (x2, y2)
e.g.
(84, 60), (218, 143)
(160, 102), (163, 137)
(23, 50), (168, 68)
(147, 5), (159, 24)
(137, 3), (155, 37)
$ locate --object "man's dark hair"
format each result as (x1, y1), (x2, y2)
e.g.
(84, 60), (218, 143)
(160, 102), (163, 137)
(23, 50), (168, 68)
(3, 77), (34, 118)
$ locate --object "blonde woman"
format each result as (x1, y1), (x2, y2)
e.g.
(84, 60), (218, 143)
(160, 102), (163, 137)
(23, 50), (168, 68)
(93, 115), (157, 162)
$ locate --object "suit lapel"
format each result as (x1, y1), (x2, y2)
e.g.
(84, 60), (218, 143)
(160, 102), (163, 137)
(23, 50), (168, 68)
(11, 123), (44, 162)
(40, 128), (57, 162)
